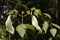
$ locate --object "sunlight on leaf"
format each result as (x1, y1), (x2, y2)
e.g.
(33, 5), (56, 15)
(50, 28), (57, 37)
(42, 21), (49, 34)
(51, 23), (60, 29)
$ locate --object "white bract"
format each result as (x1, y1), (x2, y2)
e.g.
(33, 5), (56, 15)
(5, 15), (14, 34)
(32, 15), (42, 33)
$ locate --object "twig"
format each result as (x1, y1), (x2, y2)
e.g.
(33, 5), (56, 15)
(9, 33), (11, 40)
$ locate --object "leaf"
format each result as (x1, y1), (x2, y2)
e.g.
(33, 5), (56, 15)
(49, 37), (52, 40)
(16, 24), (26, 38)
(42, 21), (49, 34)
(32, 15), (42, 33)
(5, 15), (14, 34)
(17, 0), (22, 4)
(20, 24), (27, 29)
(43, 13), (51, 19)
(31, 7), (42, 17)
(51, 23), (60, 29)
(34, 9), (41, 17)
(7, 9), (18, 15)
(25, 24), (35, 31)
(0, 39), (2, 40)
(50, 28), (57, 37)
(31, 7), (36, 11)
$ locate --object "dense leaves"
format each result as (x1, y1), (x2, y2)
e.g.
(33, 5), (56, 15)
(0, 0), (59, 40)
(0, 25), (6, 40)
(16, 24), (35, 38)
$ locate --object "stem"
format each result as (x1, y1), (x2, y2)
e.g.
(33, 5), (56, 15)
(9, 33), (11, 40)
(4, 25), (7, 39)
(56, 0), (58, 22)
(22, 16), (23, 24)
(22, 12), (24, 24)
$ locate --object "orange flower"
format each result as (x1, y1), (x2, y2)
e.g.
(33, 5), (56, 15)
(27, 10), (31, 14)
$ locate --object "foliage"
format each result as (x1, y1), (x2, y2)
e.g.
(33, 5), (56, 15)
(0, 0), (59, 40)
(0, 25), (6, 40)
(16, 24), (35, 38)
(5, 7), (60, 40)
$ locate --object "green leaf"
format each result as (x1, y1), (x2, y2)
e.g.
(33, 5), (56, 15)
(51, 23), (60, 29)
(43, 13), (51, 19)
(7, 9), (18, 15)
(50, 28), (57, 37)
(20, 24), (27, 29)
(0, 39), (2, 40)
(17, 0), (22, 4)
(42, 21), (49, 34)
(25, 24), (35, 31)
(31, 7), (42, 17)
(7, 10), (14, 15)
(16, 24), (26, 38)
(31, 7), (36, 11)
(35, 9), (41, 16)
(49, 37), (52, 40)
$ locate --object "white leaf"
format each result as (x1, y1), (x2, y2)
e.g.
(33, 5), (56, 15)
(32, 15), (42, 33)
(50, 28), (57, 37)
(51, 23), (60, 29)
(5, 15), (14, 34)
(42, 21), (49, 34)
